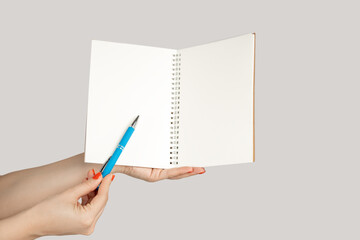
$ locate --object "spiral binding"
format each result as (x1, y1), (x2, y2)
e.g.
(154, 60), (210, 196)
(170, 53), (181, 165)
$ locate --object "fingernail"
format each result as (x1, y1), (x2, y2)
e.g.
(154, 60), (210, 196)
(86, 177), (88, 180)
(93, 172), (102, 180)
(199, 170), (206, 174)
(92, 169), (95, 176)
(111, 175), (115, 181)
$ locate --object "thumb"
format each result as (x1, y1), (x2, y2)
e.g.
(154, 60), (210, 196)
(89, 174), (114, 214)
(71, 172), (103, 199)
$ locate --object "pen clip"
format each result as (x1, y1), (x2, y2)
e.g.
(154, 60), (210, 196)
(100, 156), (111, 173)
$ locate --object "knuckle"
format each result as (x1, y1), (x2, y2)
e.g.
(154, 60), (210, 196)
(84, 227), (94, 236)
(81, 215), (94, 228)
(85, 180), (93, 188)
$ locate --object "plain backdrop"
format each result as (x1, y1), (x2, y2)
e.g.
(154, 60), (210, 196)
(0, 0), (359, 239)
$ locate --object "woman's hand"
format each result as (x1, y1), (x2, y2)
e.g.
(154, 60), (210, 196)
(114, 165), (206, 182)
(29, 170), (114, 237)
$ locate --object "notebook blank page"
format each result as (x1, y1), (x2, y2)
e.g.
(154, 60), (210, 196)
(178, 34), (255, 167)
(85, 41), (175, 168)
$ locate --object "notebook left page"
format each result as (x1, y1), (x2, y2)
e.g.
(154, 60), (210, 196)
(85, 41), (175, 168)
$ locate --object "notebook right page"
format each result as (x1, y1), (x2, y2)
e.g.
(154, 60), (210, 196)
(178, 33), (255, 167)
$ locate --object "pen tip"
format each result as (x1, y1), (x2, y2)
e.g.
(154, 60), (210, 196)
(131, 115), (140, 128)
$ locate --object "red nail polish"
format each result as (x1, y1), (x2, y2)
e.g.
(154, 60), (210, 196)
(92, 169), (96, 176)
(93, 172), (102, 179)
(111, 175), (115, 181)
(86, 177), (88, 180)
(199, 171), (206, 174)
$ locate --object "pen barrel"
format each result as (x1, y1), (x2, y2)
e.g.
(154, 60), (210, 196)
(119, 127), (135, 147)
(102, 126), (135, 177)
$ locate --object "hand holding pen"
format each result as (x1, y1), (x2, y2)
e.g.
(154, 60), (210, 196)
(0, 116), (205, 238)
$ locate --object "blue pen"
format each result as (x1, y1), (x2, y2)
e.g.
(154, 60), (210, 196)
(99, 115), (139, 179)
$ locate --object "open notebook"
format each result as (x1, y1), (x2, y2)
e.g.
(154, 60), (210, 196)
(85, 33), (256, 168)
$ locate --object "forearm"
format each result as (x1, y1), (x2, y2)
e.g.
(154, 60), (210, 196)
(0, 207), (39, 240)
(0, 153), (114, 219)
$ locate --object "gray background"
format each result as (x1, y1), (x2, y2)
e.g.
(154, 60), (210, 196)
(0, 0), (359, 239)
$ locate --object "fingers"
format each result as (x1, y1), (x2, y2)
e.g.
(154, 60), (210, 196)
(88, 174), (114, 215)
(81, 169), (97, 205)
(87, 169), (96, 179)
(159, 167), (193, 179)
(96, 174), (113, 199)
(160, 167), (205, 180)
(71, 172), (103, 199)
(92, 207), (105, 230)
(169, 167), (205, 179)
(81, 195), (89, 205)
(88, 207), (105, 235)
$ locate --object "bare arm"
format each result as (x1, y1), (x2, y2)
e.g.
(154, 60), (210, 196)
(0, 153), (102, 219)
(0, 153), (205, 219)
(0, 172), (114, 239)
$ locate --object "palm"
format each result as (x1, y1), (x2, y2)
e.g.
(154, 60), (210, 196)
(116, 165), (205, 182)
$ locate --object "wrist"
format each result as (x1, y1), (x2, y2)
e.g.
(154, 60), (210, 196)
(0, 207), (43, 240)
(23, 205), (45, 239)
(113, 165), (132, 174)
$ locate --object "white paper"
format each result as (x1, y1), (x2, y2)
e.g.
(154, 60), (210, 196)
(85, 41), (175, 168)
(178, 33), (255, 167)
(85, 34), (255, 169)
